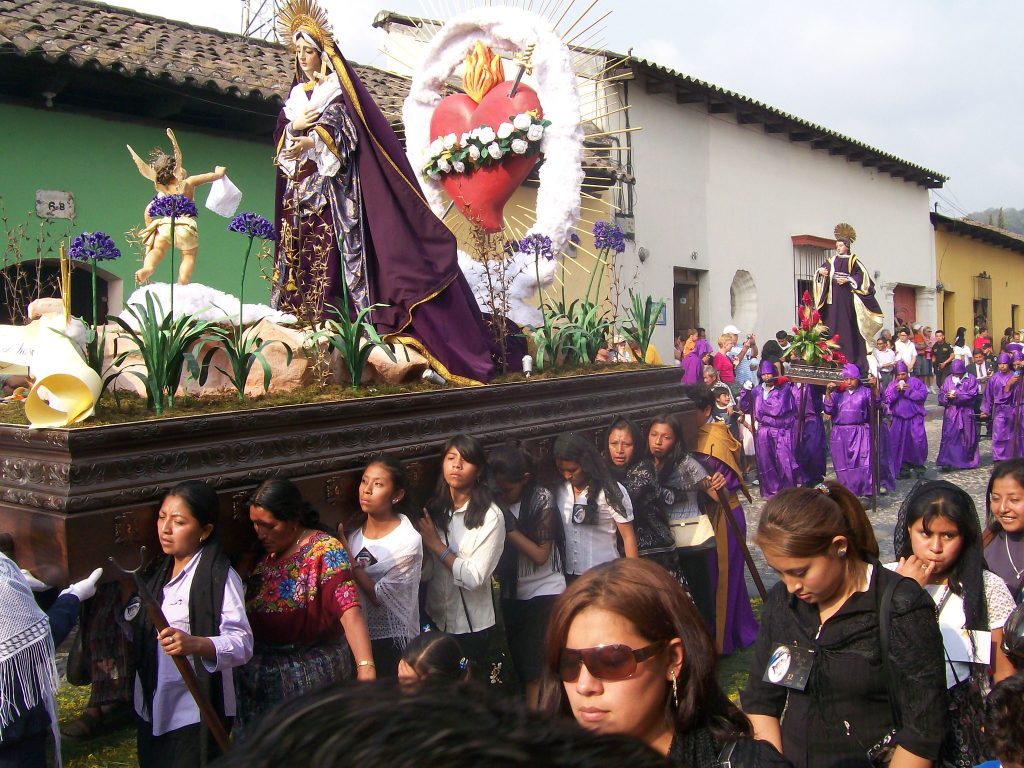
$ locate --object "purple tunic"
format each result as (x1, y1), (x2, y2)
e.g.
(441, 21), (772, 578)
(823, 385), (895, 496)
(738, 383), (799, 498)
(983, 371), (1024, 461)
(883, 377), (929, 474)
(680, 351), (704, 384)
(936, 374), (980, 468)
(695, 454), (759, 656)
(794, 384), (826, 486)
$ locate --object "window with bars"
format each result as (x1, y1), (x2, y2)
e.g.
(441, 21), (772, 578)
(792, 236), (836, 321)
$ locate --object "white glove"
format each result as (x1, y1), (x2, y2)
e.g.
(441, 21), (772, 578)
(20, 569), (52, 592)
(60, 567), (103, 602)
(743, 381), (753, 391)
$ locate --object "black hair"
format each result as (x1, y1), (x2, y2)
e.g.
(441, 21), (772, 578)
(248, 478), (323, 530)
(894, 481), (986, 631)
(400, 631), (471, 684)
(213, 680), (666, 768)
(985, 673), (1024, 764)
(490, 443), (565, 599)
(552, 432), (628, 522)
(602, 415), (646, 470)
(647, 413), (687, 481)
(684, 383), (716, 414)
(955, 326), (967, 347)
(167, 480), (220, 530)
(426, 434), (494, 532)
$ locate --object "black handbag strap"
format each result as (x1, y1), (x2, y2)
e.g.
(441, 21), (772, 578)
(877, 576), (902, 729)
(443, 530), (475, 634)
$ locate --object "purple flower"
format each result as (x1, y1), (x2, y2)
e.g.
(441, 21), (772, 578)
(228, 212), (277, 241)
(570, 233), (580, 245)
(519, 233), (554, 261)
(593, 220), (625, 254)
(147, 194), (199, 219)
(69, 231), (121, 262)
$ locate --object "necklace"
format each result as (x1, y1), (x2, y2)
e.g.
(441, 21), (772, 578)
(1006, 534), (1024, 580)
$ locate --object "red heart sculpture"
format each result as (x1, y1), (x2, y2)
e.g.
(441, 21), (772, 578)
(429, 83), (543, 233)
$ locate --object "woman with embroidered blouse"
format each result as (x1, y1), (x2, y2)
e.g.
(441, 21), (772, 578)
(235, 478), (374, 733)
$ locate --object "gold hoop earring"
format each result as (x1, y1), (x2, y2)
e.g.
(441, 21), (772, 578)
(670, 671), (680, 709)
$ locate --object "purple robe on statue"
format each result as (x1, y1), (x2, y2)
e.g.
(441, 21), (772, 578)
(272, 55), (496, 384)
(936, 374), (980, 469)
(680, 339), (713, 384)
(983, 370), (1023, 461)
(695, 453), (759, 656)
(794, 384), (826, 486)
(883, 376), (929, 475)
(738, 383), (799, 498)
(824, 385), (895, 496)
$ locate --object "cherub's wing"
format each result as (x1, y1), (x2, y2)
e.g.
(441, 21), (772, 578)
(126, 144), (156, 183)
(166, 128), (183, 173)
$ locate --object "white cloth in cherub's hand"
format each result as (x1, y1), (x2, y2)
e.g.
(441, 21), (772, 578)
(206, 175), (242, 218)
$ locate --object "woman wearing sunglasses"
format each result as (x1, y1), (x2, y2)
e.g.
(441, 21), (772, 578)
(539, 559), (791, 767)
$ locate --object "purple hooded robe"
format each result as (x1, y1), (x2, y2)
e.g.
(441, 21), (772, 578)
(824, 382), (895, 496)
(983, 355), (1023, 461)
(936, 362), (980, 469)
(738, 370), (799, 498)
(794, 383), (826, 486)
(681, 338), (713, 385)
(883, 365), (929, 474)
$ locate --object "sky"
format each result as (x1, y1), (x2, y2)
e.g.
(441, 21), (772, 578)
(95, 0), (1022, 216)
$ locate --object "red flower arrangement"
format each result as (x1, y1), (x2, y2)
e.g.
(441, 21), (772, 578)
(787, 291), (846, 366)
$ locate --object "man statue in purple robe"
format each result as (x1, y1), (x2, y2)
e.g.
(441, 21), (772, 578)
(813, 223), (885, 376)
(680, 338), (713, 385)
(936, 359), (980, 470)
(823, 363), (895, 498)
(982, 352), (1024, 461)
(737, 360), (799, 497)
(883, 360), (928, 479)
(794, 382), (826, 487)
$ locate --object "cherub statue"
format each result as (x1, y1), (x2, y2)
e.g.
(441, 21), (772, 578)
(127, 129), (226, 285)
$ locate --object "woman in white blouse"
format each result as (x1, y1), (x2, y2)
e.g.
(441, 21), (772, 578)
(132, 481), (253, 767)
(552, 432), (638, 582)
(417, 435), (506, 667)
(888, 480), (1015, 766)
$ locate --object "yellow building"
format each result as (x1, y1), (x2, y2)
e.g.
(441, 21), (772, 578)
(932, 212), (1024, 340)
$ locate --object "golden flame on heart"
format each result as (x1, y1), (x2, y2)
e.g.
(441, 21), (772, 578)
(462, 41), (506, 103)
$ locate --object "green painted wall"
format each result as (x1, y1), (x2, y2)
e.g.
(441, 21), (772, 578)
(0, 101), (278, 313)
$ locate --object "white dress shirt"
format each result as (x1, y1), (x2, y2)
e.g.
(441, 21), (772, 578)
(133, 550), (253, 736)
(894, 339), (917, 368)
(555, 481), (634, 576)
(423, 502), (506, 634)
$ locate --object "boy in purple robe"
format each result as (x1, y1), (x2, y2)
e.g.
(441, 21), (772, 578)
(737, 359), (799, 497)
(823, 363), (895, 497)
(883, 360), (928, 479)
(680, 338), (713, 384)
(936, 359), (980, 469)
(982, 352), (1023, 461)
(794, 383), (826, 486)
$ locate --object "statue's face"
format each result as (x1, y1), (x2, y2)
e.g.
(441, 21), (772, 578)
(296, 39), (322, 79)
(835, 240), (849, 255)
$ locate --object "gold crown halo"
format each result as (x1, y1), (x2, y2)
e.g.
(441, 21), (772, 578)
(277, 0), (334, 53)
(833, 222), (857, 244)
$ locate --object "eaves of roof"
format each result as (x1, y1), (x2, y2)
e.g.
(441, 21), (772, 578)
(627, 56), (947, 190)
(931, 211), (1024, 256)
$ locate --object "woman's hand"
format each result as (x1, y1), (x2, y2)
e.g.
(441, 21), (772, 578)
(706, 472), (727, 493)
(414, 512), (444, 553)
(158, 627), (214, 659)
(817, 267), (829, 277)
(282, 136), (314, 161)
(895, 555), (935, 587)
(291, 107), (322, 132)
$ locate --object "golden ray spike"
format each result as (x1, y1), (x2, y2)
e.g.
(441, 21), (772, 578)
(559, 0), (599, 39)
(566, 26), (610, 54)
(552, 0), (582, 32)
(588, 105), (631, 122)
(581, 192), (620, 210)
(59, 241), (71, 325)
(586, 126), (643, 139)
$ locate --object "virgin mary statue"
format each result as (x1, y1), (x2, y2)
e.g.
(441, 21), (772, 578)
(273, 0), (496, 385)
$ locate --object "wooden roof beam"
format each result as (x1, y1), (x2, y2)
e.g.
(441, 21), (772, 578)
(736, 112), (760, 125)
(646, 78), (669, 94)
(707, 100), (733, 114)
(789, 130), (813, 142)
(675, 88), (702, 103)
(763, 122), (787, 134)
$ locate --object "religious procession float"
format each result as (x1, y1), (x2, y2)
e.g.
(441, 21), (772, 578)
(0, 0), (684, 583)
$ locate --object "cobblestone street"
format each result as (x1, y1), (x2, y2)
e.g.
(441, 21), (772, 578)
(742, 393), (995, 592)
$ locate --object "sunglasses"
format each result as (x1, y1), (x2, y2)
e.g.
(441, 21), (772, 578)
(558, 641), (666, 682)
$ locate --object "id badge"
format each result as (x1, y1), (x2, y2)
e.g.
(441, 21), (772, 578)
(571, 503), (588, 525)
(762, 643), (815, 691)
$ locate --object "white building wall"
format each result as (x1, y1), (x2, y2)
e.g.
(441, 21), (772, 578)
(628, 85), (937, 359)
